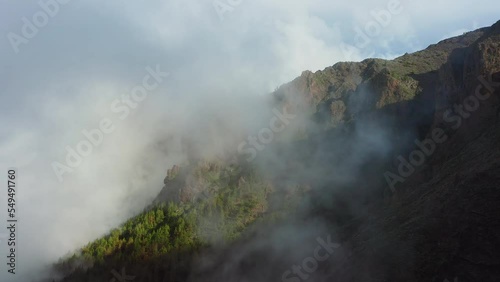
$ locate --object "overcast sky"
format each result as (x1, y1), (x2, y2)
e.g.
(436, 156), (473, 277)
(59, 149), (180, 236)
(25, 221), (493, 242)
(0, 0), (498, 280)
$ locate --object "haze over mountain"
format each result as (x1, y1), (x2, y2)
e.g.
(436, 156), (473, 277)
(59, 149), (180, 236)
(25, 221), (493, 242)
(0, 1), (499, 282)
(47, 19), (500, 282)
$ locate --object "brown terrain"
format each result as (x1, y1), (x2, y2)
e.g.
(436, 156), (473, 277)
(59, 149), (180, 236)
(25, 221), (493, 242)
(57, 20), (500, 282)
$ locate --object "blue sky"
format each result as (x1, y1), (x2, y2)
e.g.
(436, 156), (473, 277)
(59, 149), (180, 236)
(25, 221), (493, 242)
(0, 0), (498, 280)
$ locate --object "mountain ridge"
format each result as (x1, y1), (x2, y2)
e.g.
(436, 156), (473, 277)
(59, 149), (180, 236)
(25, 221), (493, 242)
(54, 20), (500, 282)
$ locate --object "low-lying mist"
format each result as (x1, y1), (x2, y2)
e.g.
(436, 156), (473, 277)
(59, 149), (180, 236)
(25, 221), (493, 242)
(0, 0), (498, 281)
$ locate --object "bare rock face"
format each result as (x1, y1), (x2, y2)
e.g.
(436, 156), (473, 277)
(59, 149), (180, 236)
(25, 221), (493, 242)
(57, 20), (500, 282)
(272, 26), (491, 133)
(156, 160), (232, 205)
(330, 100), (346, 126)
(164, 165), (180, 184)
(264, 20), (500, 282)
(152, 20), (500, 282)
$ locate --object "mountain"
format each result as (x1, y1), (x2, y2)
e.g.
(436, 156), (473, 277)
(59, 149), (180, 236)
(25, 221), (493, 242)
(53, 20), (500, 282)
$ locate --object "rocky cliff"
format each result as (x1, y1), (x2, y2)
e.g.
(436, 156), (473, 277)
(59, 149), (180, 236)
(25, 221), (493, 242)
(56, 20), (500, 282)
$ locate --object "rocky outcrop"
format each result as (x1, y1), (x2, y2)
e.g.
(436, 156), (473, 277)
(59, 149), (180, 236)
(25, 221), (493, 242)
(58, 20), (500, 282)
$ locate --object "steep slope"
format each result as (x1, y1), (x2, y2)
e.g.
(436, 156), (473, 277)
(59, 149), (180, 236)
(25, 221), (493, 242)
(54, 20), (500, 282)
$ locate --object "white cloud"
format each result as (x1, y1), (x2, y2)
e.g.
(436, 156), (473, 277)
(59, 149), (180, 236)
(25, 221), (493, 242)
(0, 0), (498, 280)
